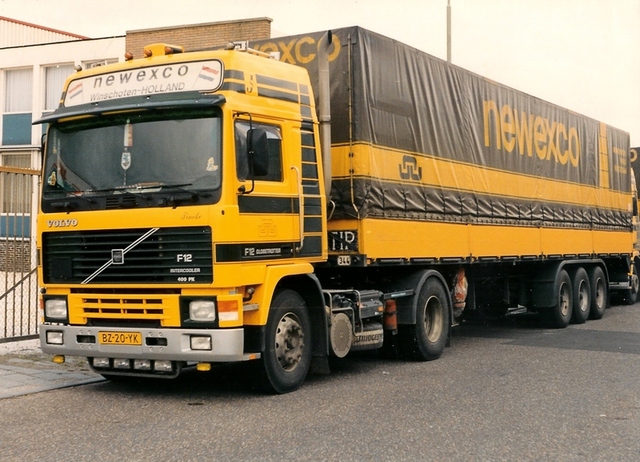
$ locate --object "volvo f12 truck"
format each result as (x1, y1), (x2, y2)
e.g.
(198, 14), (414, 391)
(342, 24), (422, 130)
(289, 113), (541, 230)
(37, 27), (636, 393)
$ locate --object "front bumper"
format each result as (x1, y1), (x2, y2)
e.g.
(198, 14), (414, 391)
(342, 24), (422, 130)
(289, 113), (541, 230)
(39, 324), (251, 362)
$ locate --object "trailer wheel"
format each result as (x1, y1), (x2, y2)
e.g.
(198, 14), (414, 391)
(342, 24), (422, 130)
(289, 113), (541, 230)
(588, 266), (607, 320)
(257, 289), (312, 394)
(400, 277), (450, 361)
(570, 267), (590, 324)
(546, 269), (572, 328)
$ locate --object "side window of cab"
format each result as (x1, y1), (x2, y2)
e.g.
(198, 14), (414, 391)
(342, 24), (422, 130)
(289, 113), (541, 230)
(234, 120), (283, 182)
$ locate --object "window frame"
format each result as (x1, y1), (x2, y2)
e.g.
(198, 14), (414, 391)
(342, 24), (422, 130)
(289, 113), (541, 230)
(234, 119), (283, 183)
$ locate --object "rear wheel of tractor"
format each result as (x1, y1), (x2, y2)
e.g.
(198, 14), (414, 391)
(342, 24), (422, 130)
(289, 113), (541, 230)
(546, 269), (572, 328)
(588, 266), (608, 320)
(400, 277), (450, 361)
(256, 289), (312, 394)
(570, 267), (590, 324)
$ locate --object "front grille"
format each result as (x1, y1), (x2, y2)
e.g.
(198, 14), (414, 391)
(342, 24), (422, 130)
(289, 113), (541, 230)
(66, 288), (182, 326)
(43, 226), (213, 284)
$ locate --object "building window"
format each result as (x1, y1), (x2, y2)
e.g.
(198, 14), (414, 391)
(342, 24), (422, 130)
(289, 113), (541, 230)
(45, 64), (75, 112)
(3, 68), (33, 146)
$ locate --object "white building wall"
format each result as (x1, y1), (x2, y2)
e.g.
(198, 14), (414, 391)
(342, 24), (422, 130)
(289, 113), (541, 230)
(0, 35), (125, 254)
(1, 37), (125, 153)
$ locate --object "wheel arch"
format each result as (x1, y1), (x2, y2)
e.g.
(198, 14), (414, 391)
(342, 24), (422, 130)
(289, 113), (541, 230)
(273, 274), (330, 374)
(392, 269), (453, 327)
(243, 265), (329, 375)
(530, 260), (607, 309)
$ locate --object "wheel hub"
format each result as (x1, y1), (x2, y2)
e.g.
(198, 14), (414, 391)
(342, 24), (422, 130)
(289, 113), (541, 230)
(275, 313), (305, 371)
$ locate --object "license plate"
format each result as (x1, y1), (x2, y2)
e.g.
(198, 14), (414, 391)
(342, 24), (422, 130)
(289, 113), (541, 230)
(98, 331), (142, 345)
(337, 255), (352, 266)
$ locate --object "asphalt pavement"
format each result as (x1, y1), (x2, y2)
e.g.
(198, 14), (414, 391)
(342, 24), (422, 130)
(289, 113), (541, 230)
(0, 338), (103, 399)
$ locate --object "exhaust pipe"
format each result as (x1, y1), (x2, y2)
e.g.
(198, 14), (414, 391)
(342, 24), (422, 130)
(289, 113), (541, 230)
(317, 31), (332, 202)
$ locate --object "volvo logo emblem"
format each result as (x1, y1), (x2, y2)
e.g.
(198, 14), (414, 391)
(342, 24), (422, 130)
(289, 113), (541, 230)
(111, 249), (124, 265)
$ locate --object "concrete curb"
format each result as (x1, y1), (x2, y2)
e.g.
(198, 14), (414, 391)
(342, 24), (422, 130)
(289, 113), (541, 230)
(0, 339), (104, 399)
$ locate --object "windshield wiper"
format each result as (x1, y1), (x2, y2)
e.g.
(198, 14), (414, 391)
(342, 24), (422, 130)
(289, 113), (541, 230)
(85, 182), (193, 194)
(47, 194), (98, 211)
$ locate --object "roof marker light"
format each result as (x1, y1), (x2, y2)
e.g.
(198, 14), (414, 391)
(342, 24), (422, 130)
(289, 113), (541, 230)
(143, 43), (185, 58)
(164, 45), (184, 55)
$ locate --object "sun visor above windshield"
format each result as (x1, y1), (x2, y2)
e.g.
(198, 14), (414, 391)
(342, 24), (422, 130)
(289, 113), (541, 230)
(63, 60), (224, 108)
(33, 93), (226, 125)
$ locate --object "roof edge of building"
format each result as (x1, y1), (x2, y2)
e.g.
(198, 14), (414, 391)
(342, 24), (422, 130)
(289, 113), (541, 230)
(0, 35), (125, 51)
(0, 15), (88, 39)
(126, 17), (273, 35)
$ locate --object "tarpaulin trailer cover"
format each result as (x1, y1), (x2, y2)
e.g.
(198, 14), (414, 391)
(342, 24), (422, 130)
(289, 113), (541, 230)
(251, 26), (631, 232)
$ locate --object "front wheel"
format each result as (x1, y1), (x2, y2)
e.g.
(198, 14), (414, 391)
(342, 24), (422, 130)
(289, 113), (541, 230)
(400, 277), (450, 361)
(256, 289), (312, 394)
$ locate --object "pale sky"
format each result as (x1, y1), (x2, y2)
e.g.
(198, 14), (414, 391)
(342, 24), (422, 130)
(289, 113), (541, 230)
(2, 0), (639, 145)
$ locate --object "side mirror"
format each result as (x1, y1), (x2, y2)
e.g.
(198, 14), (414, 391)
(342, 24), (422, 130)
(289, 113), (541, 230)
(247, 128), (269, 177)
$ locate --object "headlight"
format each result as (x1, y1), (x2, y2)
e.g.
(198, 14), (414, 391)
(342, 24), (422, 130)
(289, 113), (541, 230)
(44, 298), (68, 320)
(189, 300), (216, 321)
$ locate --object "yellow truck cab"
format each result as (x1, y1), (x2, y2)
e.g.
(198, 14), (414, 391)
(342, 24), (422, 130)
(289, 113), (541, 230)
(37, 42), (329, 393)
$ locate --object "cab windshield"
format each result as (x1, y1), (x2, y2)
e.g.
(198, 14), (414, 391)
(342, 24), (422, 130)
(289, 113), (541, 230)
(42, 108), (222, 211)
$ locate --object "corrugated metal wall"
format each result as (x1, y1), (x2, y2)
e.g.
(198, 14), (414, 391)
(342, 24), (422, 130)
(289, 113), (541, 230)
(0, 18), (84, 48)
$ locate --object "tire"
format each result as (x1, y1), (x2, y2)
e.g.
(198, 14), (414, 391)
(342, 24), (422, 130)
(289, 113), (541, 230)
(570, 267), (590, 324)
(622, 263), (639, 305)
(588, 266), (608, 320)
(256, 289), (312, 394)
(400, 277), (450, 361)
(546, 269), (572, 328)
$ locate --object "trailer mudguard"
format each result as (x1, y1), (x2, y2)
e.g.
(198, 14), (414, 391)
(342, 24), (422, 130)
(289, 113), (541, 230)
(529, 260), (607, 308)
(388, 269), (453, 326)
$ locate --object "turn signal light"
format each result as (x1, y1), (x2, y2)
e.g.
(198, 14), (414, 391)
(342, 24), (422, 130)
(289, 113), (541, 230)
(218, 299), (239, 322)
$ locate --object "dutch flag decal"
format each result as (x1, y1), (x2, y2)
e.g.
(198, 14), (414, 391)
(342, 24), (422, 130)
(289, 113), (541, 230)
(68, 82), (83, 100)
(198, 65), (219, 82)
